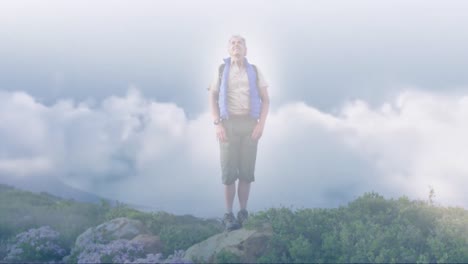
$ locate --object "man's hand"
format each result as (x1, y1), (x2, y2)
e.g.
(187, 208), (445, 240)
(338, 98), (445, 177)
(251, 122), (265, 141)
(216, 125), (228, 142)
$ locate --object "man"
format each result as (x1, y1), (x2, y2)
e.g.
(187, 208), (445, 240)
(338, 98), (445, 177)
(208, 35), (270, 231)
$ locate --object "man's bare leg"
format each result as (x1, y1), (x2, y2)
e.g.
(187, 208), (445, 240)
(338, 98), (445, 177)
(225, 183), (236, 213)
(238, 180), (251, 210)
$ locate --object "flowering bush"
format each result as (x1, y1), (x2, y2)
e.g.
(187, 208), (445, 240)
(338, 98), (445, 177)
(75, 239), (144, 263)
(132, 250), (192, 264)
(4, 226), (67, 262)
(69, 238), (192, 264)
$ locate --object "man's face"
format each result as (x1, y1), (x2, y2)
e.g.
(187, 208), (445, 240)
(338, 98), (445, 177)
(228, 37), (247, 58)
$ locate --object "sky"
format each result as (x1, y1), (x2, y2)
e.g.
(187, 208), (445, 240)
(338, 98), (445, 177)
(1, 0), (468, 217)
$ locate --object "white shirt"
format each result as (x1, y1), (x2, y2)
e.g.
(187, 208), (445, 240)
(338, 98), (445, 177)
(209, 62), (268, 115)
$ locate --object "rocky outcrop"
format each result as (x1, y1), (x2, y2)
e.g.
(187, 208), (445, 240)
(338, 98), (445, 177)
(75, 217), (149, 246)
(66, 217), (272, 263)
(131, 234), (163, 254)
(183, 224), (273, 263)
(67, 217), (162, 263)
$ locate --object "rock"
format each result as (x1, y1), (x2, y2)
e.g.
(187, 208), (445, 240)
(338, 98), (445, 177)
(131, 234), (163, 254)
(75, 217), (148, 248)
(183, 225), (273, 263)
(67, 217), (161, 263)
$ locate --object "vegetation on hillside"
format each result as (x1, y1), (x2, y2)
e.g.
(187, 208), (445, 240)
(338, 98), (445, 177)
(1, 184), (467, 263)
(0, 184), (222, 259)
(245, 192), (468, 263)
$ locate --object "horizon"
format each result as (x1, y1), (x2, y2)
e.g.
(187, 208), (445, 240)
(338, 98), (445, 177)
(0, 181), (452, 217)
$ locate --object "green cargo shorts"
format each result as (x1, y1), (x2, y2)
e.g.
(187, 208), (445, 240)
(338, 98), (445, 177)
(219, 116), (259, 185)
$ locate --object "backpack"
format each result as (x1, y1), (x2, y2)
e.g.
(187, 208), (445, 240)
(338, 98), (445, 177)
(217, 63), (259, 89)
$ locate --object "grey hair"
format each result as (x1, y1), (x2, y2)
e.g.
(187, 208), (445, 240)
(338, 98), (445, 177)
(228, 35), (246, 46)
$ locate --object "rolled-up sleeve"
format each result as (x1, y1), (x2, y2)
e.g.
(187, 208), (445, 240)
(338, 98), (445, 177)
(208, 69), (220, 92)
(255, 67), (269, 89)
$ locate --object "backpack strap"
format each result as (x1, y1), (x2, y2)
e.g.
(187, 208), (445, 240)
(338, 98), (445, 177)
(217, 64), (258, 88)
(218, 63), (225, 86)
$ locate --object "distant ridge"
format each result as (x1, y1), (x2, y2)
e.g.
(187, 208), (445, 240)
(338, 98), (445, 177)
(0, 175), (104, 204)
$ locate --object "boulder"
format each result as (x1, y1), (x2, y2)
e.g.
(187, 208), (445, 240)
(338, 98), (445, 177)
(131, 234), (163, 254)
(75, 217), (148, 248)
(67, 217), (162, 263)
(183, 225), (273, 263)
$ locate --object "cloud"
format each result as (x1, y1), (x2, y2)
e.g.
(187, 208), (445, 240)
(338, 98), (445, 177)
(338, 90), (468, 205)
(1, 88), (467, 217)
(3, 0), (468, 117)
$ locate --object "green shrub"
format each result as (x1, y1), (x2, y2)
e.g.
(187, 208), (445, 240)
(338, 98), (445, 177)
(2, 185), (467, 263)
(215, 249), (241, 263)
(248, 192), (468, 263)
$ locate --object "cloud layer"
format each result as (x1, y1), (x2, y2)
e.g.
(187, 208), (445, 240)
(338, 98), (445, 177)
(1, 88), (467, 216)
(3, 0), (468, 115)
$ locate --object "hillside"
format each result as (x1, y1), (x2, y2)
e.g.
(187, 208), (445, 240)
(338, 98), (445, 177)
(0, 175), (105, 204)
(1, 184), (467, 263)
(244, 193), (468, 263)
(0, 184), (222, 256)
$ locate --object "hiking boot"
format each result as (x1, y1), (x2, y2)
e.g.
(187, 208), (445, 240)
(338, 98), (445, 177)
(222, 212), (240, 231)
(237, 209), (249, 227)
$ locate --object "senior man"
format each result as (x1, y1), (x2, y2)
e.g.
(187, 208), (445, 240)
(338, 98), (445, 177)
(208, 35), (270, 231)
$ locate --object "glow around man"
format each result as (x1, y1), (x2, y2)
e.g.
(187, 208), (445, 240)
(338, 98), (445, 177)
(208, 35), (270, 231)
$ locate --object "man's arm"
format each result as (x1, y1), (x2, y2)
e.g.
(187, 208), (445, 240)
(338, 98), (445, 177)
(251, 85), (270, 140)
(209, 89), (228, 142)
(209, 89), (220, 122)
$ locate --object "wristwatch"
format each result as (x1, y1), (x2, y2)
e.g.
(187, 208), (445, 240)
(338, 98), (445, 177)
(213, 118), (222, 125)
